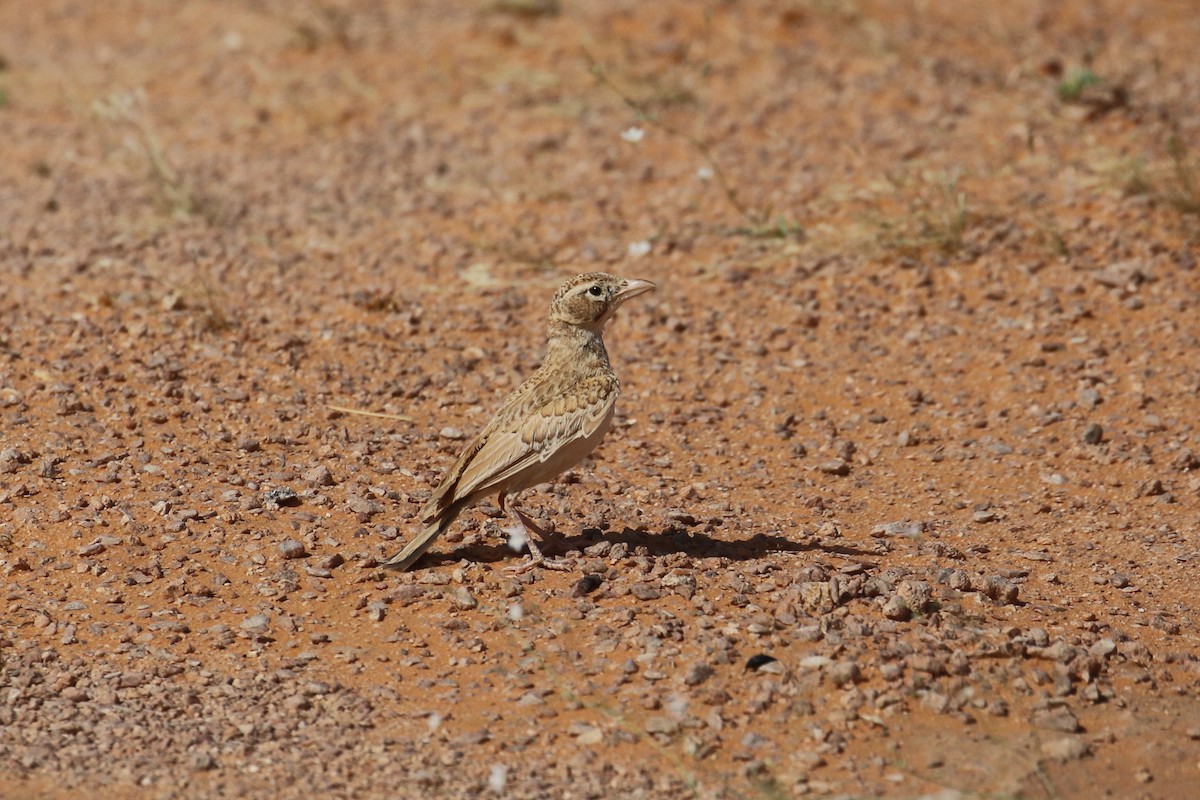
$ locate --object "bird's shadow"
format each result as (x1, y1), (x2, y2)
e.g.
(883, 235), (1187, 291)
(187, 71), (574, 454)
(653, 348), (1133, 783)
(418, 525), (875, 569)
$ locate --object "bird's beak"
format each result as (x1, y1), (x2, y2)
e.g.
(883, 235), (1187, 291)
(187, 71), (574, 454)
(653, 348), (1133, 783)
(615, 279), (656, 303)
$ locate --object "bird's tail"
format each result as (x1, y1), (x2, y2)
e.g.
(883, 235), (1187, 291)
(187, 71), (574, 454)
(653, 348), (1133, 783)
(380, 506), (461, 571)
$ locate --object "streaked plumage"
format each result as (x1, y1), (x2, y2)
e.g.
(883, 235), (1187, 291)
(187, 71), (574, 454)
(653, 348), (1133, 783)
(382, 272), (655, 572)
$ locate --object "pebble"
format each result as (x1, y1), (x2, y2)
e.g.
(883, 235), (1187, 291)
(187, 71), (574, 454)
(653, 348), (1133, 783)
(982, 576), (1020, 604)
(189, 751), (217, 771)
(1041, 736), (1089, 762)
(451, 587), (478, 610)
(644, 716), (679, 736)
(1082, 423), (1104, 444)
(897, 580), (933, 613)
(818, 459), (851, 476)
(871, 520), (927, 538)
(265, 487), (300, 507)
(278, 539), (307, 559)
(570, 575), (603, 597)
(946, 569), (972, 591)
(631, 582), (661, 601)
(305, 465), (335, 486)
(240, 614), (270, 632)
(1032, 707), (1080, 733)
(828, 661), (861, 687)
(347, 495), (382, 516)
(882, 595), (911, 621)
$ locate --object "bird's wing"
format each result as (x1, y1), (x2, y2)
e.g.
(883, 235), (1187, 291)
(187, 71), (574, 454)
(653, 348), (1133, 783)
(420, 374), (617, 522)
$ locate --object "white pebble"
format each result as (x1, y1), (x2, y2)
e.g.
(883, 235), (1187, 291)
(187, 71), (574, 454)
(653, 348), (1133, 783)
(488, 764), (508, 793)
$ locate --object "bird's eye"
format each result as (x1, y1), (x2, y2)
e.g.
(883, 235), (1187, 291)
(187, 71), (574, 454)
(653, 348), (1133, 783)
(588, 285), (603, 297)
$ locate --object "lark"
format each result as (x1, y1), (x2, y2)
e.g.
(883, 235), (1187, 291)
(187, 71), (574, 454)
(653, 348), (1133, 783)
(382, 272), (656, 572)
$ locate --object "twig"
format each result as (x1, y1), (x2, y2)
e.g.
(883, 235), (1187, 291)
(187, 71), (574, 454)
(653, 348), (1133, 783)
(327, 404), (414, 422)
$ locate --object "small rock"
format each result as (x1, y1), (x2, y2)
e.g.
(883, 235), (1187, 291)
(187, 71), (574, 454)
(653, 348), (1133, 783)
(666, 510), (698, 526)
(278, 539), (307, 560)
(631, 582), (661, 601)
(317, 553), (345, 570)
(240, 613), (270, 632)
(947, 569), (972, 591)
(440, 427), (466, 440)
(745, 654), (777, 672)
(577, 726), (604, 745)
(909, 654), (947, 676)
(1041, 736), (1089, 762)
(488, 763), (508, 793)
(897, 580), (933, 613)
(1042, 640), (1077, 663)
(972, 509), (998, 523)
(1138, 479), (1165, 497)
(1092, 259), (1150, 288)
(569, 574), (603, 597)
(683, 663), (714, 686)
(818, 459), (850, 476)
(982, 576), (1020, 604)
(827, 661), (861, 687)
(798, 581), (834, 612)
(237, 438), (261, 453)
(304, 465), (335, 486)
(870, 520), (927, 538)
(1082, 423), (1104, 445)
(118, 672), (147, 689)
(347, 495), (383, 516)
(661, 572), (697, 599)
(1032, 707), (1080, 733)
(190, 751), (217, 771)
(451, 587), (477, 610)
(265, 486), (300, 507)
(922, 691), (951, 713)
(882, 594), (911, 621)
(283, 694), (312, 712)
(1022, 628), (1051, 647)
(61, 686), (87, 702)
(645, 716), (678, 736)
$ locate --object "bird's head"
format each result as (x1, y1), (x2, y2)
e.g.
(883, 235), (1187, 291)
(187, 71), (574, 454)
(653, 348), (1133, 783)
(548, 272), (656, 331)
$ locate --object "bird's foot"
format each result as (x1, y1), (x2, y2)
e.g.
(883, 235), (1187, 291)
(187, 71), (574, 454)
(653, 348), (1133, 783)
(504, 535), (571, 573)
(505, 555), (572, 574)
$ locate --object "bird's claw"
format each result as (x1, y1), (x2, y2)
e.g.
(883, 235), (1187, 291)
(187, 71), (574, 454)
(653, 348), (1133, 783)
(505, 555), (571, 574)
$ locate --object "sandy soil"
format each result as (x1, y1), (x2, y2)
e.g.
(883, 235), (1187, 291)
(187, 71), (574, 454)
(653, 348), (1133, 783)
(1, 1), (1199, 798)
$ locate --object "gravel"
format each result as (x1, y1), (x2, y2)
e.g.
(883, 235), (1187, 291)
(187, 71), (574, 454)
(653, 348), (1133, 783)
(1, 2), (1197, 798)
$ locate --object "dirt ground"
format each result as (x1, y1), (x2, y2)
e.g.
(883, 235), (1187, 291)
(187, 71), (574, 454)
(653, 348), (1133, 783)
(1, 1), (1199, 798)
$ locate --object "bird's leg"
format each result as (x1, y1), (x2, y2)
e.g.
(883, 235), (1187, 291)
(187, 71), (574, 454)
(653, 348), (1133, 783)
(500, 493), (570, 573)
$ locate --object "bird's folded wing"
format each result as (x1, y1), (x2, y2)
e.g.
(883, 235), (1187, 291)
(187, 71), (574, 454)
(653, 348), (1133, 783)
(444, 377), (616, 509)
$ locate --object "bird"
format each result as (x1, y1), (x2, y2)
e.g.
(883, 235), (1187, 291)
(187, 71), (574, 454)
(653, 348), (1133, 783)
(382, 272), (656, 572)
